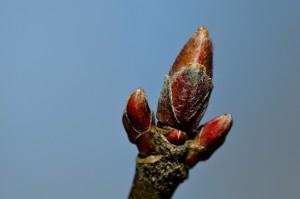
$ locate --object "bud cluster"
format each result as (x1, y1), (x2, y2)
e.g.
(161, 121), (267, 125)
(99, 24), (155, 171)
(122, 27), (233, 168)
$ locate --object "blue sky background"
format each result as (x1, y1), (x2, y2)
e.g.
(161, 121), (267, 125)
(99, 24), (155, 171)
(1, 1), (300, 198)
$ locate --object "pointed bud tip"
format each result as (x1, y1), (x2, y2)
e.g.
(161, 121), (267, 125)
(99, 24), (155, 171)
(128, 88), (145, 104)
(216, 114), (233, 130)
(194, 26), (209, 38)
(126, 88), (144, 110)
(170, 26), (213, 78)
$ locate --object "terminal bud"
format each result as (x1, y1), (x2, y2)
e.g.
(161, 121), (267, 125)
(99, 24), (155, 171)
(157, 27), (213, 131)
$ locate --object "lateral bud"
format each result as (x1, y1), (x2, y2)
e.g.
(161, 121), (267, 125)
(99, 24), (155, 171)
(122, 88), (155, 143)
(185, 114), (233, 168)
(167, 130), (186, 145)
(197, 114), (233, 150)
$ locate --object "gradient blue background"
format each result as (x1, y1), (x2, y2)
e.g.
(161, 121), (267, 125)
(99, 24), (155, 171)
(1, 1), (299, 198)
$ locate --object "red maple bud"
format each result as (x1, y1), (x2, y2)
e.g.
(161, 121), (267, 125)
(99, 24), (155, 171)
(167, 130), (186, 145)
(122, 88), (155, 143)
(169, 26), (213, 78)
(197, 114), (233, 149)
(157, 67), (213, 131)
(184, 114), (233, 168)
(157, 27), (213, 131)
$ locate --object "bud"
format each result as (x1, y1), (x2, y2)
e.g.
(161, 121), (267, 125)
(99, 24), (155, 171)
(184, 114), (233, 168)
(122, 88), (155, 143)
(197, 114), (233, 149)
(170, 26), (213, 78)
(167, 130), (186, 145)
(157, 27), (213, 131)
